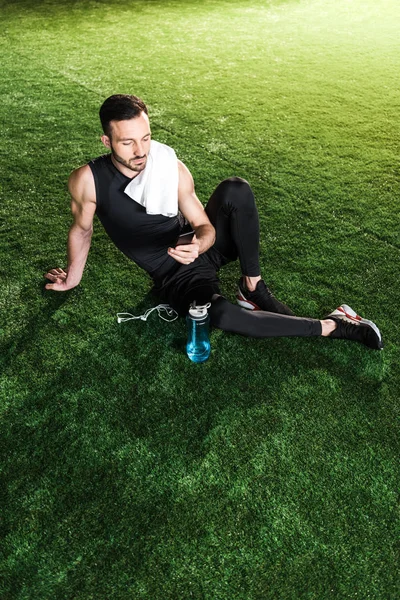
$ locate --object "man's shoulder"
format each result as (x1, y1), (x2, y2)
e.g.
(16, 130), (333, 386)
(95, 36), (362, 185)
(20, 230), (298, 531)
(69, 163), (93, 185)
(70, 153), (111, 186)
(68, 163), (96, 204)
(177, 159), (193, 182)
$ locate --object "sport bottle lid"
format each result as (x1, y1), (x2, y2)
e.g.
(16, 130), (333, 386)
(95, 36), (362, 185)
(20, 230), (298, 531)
(188, 302), (211, 319)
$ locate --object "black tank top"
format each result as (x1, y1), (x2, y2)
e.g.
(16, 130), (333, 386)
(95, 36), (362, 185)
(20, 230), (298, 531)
(88, 154), (183, 281)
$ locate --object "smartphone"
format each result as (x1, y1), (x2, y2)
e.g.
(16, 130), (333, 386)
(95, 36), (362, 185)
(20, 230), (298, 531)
(176, 230), (195, 246)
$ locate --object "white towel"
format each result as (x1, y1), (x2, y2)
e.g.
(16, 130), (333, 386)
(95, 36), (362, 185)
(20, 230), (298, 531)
(123, 140), (179, 217)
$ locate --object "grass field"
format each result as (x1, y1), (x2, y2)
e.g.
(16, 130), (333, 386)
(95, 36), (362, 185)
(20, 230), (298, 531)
(1, 0), (399, 598)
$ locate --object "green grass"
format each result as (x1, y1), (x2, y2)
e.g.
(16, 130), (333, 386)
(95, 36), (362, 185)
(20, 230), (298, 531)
(1, 0), (399, 598)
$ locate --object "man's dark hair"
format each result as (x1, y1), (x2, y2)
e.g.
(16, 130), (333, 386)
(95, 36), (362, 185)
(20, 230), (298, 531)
(99, 94), (148, 137)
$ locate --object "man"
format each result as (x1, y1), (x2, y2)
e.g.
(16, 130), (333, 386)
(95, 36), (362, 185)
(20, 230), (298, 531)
(45, 94), (383, 350)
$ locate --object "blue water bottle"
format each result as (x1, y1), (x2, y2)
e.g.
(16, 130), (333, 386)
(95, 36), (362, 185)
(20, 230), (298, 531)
(186, 302), (211, 363)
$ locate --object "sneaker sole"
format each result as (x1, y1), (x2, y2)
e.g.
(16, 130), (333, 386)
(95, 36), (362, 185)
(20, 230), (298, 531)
(328, 304), (383, 347)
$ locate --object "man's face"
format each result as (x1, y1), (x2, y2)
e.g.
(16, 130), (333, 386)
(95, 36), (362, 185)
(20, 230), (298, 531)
(101, 112), (151, 175)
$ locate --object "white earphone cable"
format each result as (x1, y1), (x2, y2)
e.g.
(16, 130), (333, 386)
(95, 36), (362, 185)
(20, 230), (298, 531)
(117, 304), (179, 324)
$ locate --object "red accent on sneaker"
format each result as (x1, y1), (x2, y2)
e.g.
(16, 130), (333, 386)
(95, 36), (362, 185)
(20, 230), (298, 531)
(236, 289), (261, 310)
(337, 306), (362, 322)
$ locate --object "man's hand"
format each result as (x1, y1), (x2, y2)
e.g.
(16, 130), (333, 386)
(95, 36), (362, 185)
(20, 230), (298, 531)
(168, 235), (200, 265)
(44, 268), (78, 291)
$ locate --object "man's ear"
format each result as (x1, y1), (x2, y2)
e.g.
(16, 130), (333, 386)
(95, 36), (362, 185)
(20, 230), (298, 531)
(101, 135), (111, 149)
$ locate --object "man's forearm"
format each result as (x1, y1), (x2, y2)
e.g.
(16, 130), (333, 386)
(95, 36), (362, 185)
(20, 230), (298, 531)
(194, 223), (216, 254)
(66, 224), (93, 285)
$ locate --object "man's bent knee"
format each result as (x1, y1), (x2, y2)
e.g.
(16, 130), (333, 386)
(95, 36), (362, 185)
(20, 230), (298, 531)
(218, 176), (250, 193)
(214, 177), (255, 211)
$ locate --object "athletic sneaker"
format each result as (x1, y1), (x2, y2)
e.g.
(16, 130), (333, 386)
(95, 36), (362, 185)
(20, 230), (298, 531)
(237, 278), (294, 315)
(326, 304), (383, 350)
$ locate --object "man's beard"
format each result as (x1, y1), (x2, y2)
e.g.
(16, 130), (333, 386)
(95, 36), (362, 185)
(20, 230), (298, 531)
(111, 147), (147, 174)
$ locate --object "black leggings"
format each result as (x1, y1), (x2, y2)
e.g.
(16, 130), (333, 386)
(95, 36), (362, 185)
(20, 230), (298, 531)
(204, 177), (261, 276)
(161, 177), (322, 338)
(202, 177), (322, 338)
(209, 296), (321, 338)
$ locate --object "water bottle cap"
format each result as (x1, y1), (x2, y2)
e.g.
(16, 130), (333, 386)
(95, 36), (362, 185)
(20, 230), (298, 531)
(188, 302), (211, 319)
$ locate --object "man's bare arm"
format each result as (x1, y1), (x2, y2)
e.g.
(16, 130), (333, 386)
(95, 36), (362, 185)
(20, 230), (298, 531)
(45, 165), (96, 291)
(167, 160), (215, 265)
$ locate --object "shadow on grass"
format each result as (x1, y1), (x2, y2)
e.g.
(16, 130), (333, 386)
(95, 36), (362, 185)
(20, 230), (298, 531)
(0, 283), (392, 599)
(0, 282), (73, 370)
